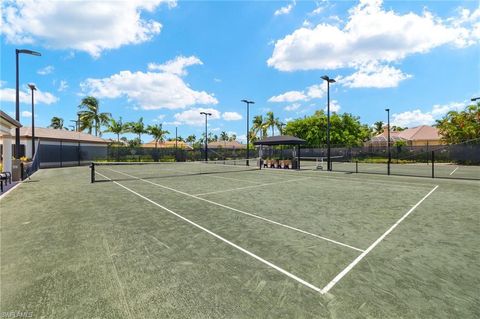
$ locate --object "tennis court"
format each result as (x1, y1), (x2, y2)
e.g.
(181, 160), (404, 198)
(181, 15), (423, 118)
(1, 162), (479, 318)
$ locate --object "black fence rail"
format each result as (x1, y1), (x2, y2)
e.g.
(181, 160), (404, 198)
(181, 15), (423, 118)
(300, 142), (480, 180)
(105, 146), (258, 162)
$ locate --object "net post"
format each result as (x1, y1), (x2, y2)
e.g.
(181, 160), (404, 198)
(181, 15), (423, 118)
(355, 160), (358, 173)
(20, 162), (25, 180)
(431, 151), (435, 178)
(90, 162), (95, 183)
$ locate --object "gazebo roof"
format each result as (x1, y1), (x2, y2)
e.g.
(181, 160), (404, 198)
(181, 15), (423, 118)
(253, 135), (306, 146)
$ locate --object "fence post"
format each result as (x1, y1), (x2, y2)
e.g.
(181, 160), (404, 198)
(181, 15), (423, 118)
(90, 163), (95, 183)
(297, 145), (301, 170)
(387, 156), (390, 175)
(431, 151), (435, 178)
(356, 160), (358, 173)
(60, 140), (63, 167)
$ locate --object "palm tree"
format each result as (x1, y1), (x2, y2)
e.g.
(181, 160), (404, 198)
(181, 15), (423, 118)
(265, 111), (280, 136)
(228, 133), (237, 141)
(252, 115), (267, 139)
(186, 134), (196, 145)
(220, 131), (228, 141)
(49, 117), (64, 129)
(127, 117), (147, 143)
(105, 117), (127, 142)
(219, 131), (229, 147)
(147, 124), (170, 148)
(78, 96), (111, 136)
(373, 121), (384, 135)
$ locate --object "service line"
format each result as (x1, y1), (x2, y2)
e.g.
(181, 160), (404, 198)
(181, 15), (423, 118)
(105, 168), (364, 252)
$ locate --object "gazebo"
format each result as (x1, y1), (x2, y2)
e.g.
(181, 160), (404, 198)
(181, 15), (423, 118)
(254, 135), (306, 169)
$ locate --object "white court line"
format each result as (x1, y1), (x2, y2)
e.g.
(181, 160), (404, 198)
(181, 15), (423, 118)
(194, 177), (312, 196)
(207, 174), (263, 184)
(254, 169), (436, 188)
(95, 171), (324, 294)
(449, 166), (459, 176)
(105, 168), (364, 252)
(321, 185), (439, 294)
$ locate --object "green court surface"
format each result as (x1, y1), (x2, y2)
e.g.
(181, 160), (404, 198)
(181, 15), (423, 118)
(1, 165), (479, 318)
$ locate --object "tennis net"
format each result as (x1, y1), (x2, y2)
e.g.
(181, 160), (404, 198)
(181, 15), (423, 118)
(299, 156), (345, 170)
(90, 158), (261, 183)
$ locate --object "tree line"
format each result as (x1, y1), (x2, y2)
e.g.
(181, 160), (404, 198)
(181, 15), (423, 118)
(48, 96), (480, 147)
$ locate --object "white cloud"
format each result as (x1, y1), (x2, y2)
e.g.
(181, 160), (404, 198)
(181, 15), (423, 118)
(148, 56), (202, 76)
(269, 90), (307, 103)
(222, 112), (243, 121)
(274, 2), (295, 16)
(392, 101), (466, 127)
(392, 110), (435, 127)
(152, 114), (166, 123)
(163, 121), (182, 126)
(268, 0), (479, 72)
(0, 86), (58, 104)
(269, 82), (326, 103)
(1, 0), (175, 57)
(21, 110), (32, 117)
(58, 80), (68, 92)
(37, 65), (54, 75)
(339, 63), (412, 88)
(324, 100), (341, 113)
(236, 134), (247, 143)
(311, 6), (324, 16)
(431, 101), (464, 116)
(174, 107), (221, 126)
(284, 103), (301, 111)
(81, 58), (217, 110)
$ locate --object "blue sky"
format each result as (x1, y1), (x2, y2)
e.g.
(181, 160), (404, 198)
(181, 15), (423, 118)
(1, 0), (479, 142)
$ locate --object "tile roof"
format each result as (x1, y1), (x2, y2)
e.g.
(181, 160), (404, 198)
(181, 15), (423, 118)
(142, 140), (193, 149)
(12, 127), (109, 143)
(373, 125), (441, 141)
(397, 125), (441, 140)
(0, 110), (22, 128)
(208, 140), (247, 148)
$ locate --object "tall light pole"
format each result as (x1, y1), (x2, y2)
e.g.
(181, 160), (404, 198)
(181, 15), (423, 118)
(321, 75), (336, 171)
(15, 49), (41, 158)
(200, 112), (212, 162)
(28, 84), (37, 157)
(385, 108), (391, 175)
(241, 99), (255, 166)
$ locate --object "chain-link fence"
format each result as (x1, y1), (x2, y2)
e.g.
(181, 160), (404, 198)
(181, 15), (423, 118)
(299, 141), (480, 180)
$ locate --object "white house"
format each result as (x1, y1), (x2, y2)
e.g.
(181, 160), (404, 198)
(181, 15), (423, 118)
(0, 111), (22, 173)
